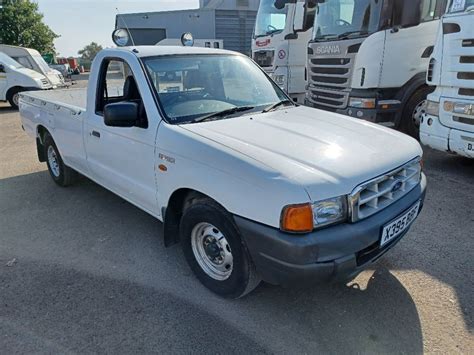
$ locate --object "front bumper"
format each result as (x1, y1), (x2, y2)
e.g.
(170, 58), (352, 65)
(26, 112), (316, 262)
(235, 174), (427, 287)
(306, 88), (400, 123)
(420, 114), (474, 158)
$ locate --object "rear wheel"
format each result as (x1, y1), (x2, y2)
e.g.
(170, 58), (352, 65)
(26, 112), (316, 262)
(43, 133), (77, 186)
(7, 88), (23, 110)
(180, 196), (260, 298)
(400, 86), (433, 139)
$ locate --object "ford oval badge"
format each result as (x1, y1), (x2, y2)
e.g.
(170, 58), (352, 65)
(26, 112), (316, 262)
(391, 181), (403, 193)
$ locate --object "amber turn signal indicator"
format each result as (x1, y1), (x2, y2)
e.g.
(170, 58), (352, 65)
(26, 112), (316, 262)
(280, 203), (313, 233)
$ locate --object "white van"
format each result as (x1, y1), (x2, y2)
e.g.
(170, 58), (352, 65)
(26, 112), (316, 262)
(0, 45), (66, 89)
(0, 52), (51, 109)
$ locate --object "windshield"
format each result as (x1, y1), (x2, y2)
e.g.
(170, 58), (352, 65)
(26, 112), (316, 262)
(33, 55), (53, 74)
(254, 0), (289, 38)
(0, 53), (24, 70)
(449, 0), (474, 12)
(312, 0), (382, 41)
(143, 54), (289, 124)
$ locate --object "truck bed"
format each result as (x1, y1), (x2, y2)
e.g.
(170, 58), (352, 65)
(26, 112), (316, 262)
(21, 88), (87, 113)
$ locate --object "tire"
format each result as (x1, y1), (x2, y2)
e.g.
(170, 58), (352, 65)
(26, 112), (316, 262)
(400, 86), (433, 139)
(180, 196), (261, 298)
(7, 88), (22, 110)
(43, 133), (77, 187)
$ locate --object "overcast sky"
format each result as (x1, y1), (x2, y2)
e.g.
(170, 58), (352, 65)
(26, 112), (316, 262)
(35, 0), (199, 57)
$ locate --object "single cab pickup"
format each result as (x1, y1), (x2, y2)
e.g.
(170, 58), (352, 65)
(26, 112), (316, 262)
(19, 46), (427, 298)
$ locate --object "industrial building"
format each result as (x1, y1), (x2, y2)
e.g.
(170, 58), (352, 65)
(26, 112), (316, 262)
(115, 0), (259, 55)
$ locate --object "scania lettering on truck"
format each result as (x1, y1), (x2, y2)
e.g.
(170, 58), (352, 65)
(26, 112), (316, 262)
(252, 0), (317, 103)
(421, 0), (474, 158)
(0, 52), (52, 109)
(306, 0), (448, 138)
(19, 44), (426, 298)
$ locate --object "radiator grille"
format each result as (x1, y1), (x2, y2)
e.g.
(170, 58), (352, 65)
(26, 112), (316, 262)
(307, 39), (362, 109)
(350, 159), (422, 222)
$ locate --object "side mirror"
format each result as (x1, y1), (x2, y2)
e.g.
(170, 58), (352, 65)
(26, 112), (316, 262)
(104, 102), (138, 127)
(0, 64), (5, 73)
(400, 0), (421, 28)
(294, 2), (305, 31)
(274, 0), (288, 10)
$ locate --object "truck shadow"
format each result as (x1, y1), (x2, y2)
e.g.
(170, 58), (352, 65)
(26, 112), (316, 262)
(243, 268), (423, 353)
(0, 259), (268, 354)
(1, 167), (471, 352)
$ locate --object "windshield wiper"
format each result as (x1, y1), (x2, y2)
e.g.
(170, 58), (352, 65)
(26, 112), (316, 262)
(192, 105), (255, 123)
(262, 99), (294, 113)
(337, 30), (368, 39)
(313, 34), (338, 41)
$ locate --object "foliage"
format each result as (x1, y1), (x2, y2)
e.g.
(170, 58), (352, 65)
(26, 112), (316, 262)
(78, 42), (103, 62)
(0, 0), (59, 54)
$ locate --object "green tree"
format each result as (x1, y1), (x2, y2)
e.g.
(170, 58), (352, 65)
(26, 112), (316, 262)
(0, 0), (59, 54)
(78, 42), (103, 62)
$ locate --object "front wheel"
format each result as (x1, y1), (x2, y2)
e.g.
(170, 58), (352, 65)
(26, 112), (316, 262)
(400, 86), (433, 139)
(7, 88), (22, 110)
(180, 197), (261, 298)
(43, 133), (77, 187)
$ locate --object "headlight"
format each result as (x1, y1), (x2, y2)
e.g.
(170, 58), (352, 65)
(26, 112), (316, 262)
(349, 97), (376, 109)
(280, 196), (347, 233)
(312, 196), (347, 228)
(272, 74), (286, 86)
(426, 100), (440, 116)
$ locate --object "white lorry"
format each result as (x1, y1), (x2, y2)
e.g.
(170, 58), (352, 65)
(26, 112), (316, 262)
(0, 45), (66, 89)
(305, 0), (448, 138)
(252, 0), (316, 104)
(0, 52), (52, 109)
(421, 0), (474, 158)
(19, 45), (426, 298)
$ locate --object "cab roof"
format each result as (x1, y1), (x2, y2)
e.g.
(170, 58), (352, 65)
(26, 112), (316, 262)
(108, 45), (240, 58)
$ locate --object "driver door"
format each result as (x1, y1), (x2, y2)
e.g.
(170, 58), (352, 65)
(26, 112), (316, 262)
(84, 57), (161, 216)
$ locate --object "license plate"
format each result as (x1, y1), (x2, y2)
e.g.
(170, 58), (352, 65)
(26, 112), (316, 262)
(381, 201), (420, 247)
(466, 142), (474, 153)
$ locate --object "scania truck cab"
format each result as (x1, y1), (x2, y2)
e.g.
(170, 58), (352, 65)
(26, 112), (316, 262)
(306, 0), (448, 138)
(421, 0), (474, 158)
(252, 0), (317, 104)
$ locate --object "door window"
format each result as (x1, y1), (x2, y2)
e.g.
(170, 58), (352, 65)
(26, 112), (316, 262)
(96, 59), (148, 128)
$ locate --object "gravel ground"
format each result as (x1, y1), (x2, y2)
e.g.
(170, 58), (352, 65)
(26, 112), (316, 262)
(0, 102), (472, 353)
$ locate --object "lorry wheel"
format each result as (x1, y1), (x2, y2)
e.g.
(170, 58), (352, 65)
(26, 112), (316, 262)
(7, 88), (22, 110)
(400, 86), (433, 139)
(180, 197), (261, 298)
(43, 133), (77, 187)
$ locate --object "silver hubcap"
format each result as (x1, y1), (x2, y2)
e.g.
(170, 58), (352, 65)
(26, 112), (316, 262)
(412, 99), (427, 128)
(47, 145), (60, 177)
(191, 222), (233, 281)
(13, 93), (20, 106)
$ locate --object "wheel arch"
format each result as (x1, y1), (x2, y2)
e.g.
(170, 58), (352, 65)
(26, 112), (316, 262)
(36, 125), (51, 162)
(6, 86), (24, 101)
(394, 73), (435, 127)
(162, 188), (225, 247)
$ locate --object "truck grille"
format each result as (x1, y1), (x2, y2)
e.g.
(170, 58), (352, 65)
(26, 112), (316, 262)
(307, 40), (362, 109)
(253, 50), (274, 67)
(350, 158), (422, 222)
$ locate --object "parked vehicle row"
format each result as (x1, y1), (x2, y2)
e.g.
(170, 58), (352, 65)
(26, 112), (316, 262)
(0, 45), (67, 89)
(252, 0), (473, 158)
(18, 45), (426, 297)
(0, 52), (52, 109)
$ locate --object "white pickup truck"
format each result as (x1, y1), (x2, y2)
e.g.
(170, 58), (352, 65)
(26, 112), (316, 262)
(19, 46), (427, 298)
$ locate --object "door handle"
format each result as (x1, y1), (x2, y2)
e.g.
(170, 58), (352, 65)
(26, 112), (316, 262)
(91, 130), (100, 138)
